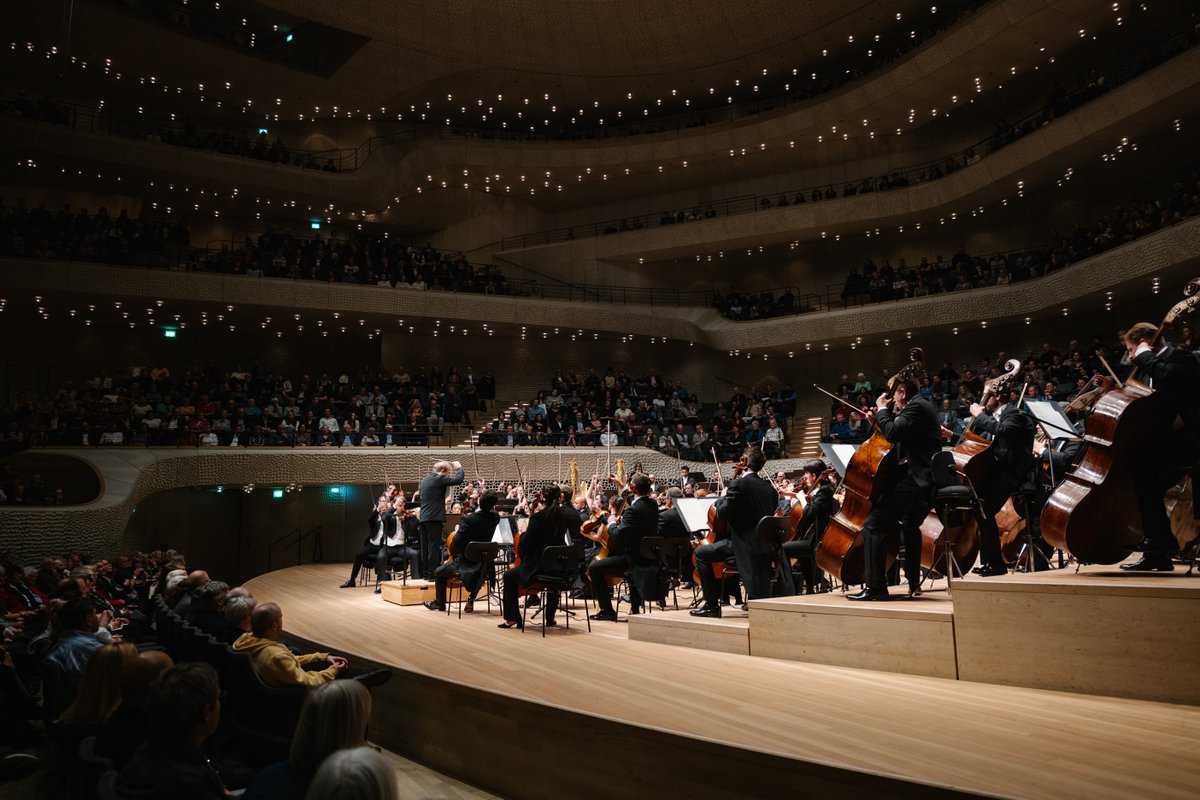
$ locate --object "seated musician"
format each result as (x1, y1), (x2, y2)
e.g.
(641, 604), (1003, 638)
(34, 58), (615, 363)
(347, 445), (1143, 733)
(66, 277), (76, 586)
(656, 487), (693, 590)
(969, 393), (1035, 577)
(373, 496), (419, 594)
(498, 486), (568, 629)
(1122, 322), (1200, 571)
(589, 475), (660, 621)
(781, 460), (836, 594)
(691, 447), (778, 618)
(851, 379), (940, 601)
(338, 499), (392, 589)
(425, 491), (501, 612)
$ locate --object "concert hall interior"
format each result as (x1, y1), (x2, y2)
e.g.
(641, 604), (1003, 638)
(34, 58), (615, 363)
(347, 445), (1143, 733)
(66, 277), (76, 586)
(2, 1), (1200, 798)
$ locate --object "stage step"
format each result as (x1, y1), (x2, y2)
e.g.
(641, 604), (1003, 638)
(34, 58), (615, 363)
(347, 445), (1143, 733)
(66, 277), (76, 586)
(628, 608), (750, 655)
(748, 590), (957, 679)
(953, 565), (1200, 705)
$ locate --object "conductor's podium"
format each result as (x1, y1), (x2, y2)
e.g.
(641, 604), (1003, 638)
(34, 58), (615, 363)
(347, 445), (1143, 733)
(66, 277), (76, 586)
(632, 563), (1200, 705)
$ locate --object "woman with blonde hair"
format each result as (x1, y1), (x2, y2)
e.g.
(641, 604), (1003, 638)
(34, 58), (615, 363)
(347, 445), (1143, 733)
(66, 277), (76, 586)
(54, 642), (136, 753)
(243, 679), (373, 800)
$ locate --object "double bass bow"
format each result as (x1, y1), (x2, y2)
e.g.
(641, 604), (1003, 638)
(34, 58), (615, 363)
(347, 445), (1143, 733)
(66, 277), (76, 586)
(813, 347), (926, 585)
(1041, 278), (1200, 563)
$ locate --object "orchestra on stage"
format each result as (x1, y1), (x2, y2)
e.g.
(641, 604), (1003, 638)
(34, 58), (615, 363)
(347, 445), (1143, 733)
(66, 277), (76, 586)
(338, 285), (1200, 613)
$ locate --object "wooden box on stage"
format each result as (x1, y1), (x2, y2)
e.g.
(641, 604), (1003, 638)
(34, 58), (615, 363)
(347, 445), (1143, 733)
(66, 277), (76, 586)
(379, 579), (478, 606)
(380, 579), (435, 606)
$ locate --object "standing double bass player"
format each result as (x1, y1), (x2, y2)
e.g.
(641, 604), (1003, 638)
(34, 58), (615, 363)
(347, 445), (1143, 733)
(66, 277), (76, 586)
(1122, 321), (1200, 571)
(851, 375), (940, 601)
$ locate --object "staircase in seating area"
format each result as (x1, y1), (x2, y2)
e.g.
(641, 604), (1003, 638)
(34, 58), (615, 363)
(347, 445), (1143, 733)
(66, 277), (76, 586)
(793, 416), (826, 460)
(457, 399), (525, 447)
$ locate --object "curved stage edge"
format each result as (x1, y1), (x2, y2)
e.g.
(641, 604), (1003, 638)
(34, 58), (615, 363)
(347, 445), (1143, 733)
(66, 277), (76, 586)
(245, 564), (1200, 800)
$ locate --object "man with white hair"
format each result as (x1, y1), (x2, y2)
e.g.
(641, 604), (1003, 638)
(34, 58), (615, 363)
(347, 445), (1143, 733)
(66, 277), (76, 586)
(417, 459), (464, 580)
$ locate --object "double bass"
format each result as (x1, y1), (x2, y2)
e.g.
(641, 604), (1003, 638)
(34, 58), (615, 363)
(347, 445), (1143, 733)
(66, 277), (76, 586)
(1041, 278), (1200, 563)
(919, 358), (1022, 574)
(815, 348), (925, 585)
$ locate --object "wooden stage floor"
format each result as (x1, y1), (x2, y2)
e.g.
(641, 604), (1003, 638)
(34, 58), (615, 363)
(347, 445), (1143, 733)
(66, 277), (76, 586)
(246, 564), (1200, 800)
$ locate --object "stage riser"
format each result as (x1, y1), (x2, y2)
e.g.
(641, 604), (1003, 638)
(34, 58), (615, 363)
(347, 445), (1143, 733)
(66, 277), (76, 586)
(748, 598), (957, 679)
(953, 576), (1200, 705)
(628, 614), (750, 655)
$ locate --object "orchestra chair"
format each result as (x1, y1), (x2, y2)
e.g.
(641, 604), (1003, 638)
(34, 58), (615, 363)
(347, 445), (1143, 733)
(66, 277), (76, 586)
(77, 736), (115, 800)
(928, 450), (988, 593)
(446, 542), (502, 618)
(635, 536), (667, 614)
(521, 544), (591, 637)
(756, 516), (797, 596)
(657, 536), (692, 610)
(1009, 484), (1049, 573)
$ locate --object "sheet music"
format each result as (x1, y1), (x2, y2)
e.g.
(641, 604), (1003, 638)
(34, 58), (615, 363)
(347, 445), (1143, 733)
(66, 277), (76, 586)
(1024, 400), (1079, 439)
(675, 497), (719, 533)
(819, 443), (861, 477)
(491, 517), (515, 545)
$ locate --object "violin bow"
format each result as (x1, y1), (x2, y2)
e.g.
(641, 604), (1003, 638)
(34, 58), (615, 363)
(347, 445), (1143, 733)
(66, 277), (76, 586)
(813, 384), (882, 433)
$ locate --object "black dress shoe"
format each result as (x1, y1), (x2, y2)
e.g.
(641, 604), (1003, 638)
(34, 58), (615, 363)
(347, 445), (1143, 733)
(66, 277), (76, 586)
(423, 601), (446, 611)
(975, 564), (1008, 577)
(355, 669), (393, 689)
(338, 580), (356, 589)
(1120, 554), (1175, 572)
(907, 584), (923, 597)
(374, 586), (382, 594)
(590, 610), (618, 621)
(689, 606), (722, 618)
(846, 588), (890, 601)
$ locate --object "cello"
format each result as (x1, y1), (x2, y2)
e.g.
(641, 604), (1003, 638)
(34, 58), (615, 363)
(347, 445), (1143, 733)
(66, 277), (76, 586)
(815, 348), (926, 586)
(1041, 278), (1200, 563)
(920, 358), (1023, 574)
(693, 447), (740, 583)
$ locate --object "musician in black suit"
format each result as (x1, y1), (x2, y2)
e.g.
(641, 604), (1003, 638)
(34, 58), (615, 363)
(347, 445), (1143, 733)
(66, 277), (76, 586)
(781, 460), (836, 594)
(339, 499), (393, 589)
(499, 486), (568, 629)
(851, 379), (940, 601)
(657, 487), (693, 589)
(1123, 323), (1200, 570)
(589, 475), (660, 621)
(970, 396), (1035, 576)
(691, 447), (778, 617)
(426, 492), (501, 611)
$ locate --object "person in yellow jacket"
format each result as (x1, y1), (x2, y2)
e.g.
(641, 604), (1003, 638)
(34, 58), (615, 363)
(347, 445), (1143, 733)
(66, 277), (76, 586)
(232, 602), (346, 688)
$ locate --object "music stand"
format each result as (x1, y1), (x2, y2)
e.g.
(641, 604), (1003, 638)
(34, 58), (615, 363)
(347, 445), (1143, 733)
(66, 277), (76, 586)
(1020, 400), (1077, 572)
(819, 443), (861, 478)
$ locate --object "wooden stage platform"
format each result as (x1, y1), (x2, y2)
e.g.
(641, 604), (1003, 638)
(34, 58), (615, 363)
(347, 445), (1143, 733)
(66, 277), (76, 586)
(246, 564), (1200, 800)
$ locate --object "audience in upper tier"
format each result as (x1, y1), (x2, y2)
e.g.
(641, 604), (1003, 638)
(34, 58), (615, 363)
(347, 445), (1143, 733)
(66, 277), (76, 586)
(717, 172), (1200, 321)
(480, 371), (796, 458)
(0, 363), (496, 453)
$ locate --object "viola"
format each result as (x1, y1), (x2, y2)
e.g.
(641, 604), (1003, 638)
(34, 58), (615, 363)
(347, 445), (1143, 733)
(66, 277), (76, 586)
(1042, 278), (1200, 563)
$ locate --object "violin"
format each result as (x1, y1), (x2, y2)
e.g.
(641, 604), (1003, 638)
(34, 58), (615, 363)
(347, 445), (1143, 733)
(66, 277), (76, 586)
(1042, 278), (1200, 563)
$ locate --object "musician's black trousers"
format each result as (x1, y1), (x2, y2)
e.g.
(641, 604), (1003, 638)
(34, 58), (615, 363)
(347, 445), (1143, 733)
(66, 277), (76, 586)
(694, 539), (736, 609)
(501, 567), (559, 623)
(418, 521), (443, 578)
(1132, 436), (1199, 553)
(589, 555), (635, 614)
(862, 472), (928, 593)
(978, 472), (1023, 568)
(346, 545), (383, 583)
